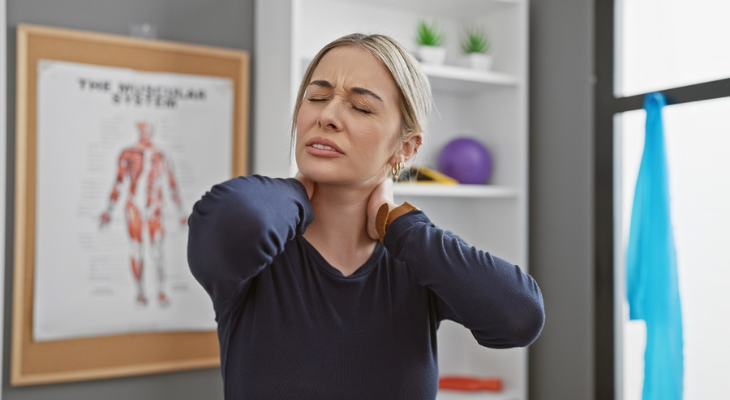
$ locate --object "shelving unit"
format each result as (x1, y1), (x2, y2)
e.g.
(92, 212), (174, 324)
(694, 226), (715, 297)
(437, 390), (520, 400)
(255, 0), (529, 398)
(420, 64), (519, 93)
(394, 183), (519, 199)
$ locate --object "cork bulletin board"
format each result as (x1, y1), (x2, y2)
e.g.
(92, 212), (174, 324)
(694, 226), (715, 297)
(12, 24), (248, 386)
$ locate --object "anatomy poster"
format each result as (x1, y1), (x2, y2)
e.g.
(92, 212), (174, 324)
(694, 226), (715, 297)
(33, 60), (231, 341)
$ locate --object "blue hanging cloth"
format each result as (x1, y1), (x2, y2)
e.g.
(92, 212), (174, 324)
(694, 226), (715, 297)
(626, 92), (684, 400)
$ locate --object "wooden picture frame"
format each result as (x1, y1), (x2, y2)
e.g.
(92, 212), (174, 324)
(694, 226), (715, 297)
(11, 24), (248, 386)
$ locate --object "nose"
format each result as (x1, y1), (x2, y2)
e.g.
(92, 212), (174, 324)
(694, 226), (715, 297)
(317, 98), (344, 132)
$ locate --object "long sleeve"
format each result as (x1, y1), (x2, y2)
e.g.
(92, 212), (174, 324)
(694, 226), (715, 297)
(384, 211), (544, 348)
(187, 175), (314, 309)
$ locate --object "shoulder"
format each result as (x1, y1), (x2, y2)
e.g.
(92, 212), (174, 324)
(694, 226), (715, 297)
(119, 147), (142, 158)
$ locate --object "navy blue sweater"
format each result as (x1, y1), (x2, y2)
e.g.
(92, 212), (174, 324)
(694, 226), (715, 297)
(187, 175), (544, 399)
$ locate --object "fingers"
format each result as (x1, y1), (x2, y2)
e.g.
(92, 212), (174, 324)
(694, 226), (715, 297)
(294, 171), (315, 199)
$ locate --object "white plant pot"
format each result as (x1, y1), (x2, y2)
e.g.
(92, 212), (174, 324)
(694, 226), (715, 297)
(417, 46), (447, 65)
(467, 53), (493, 70)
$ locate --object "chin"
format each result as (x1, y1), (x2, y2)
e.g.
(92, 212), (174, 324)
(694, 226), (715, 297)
(299, 165), (369, 187)
(297, 161), (344, 183)
(297, 154), (385, 186)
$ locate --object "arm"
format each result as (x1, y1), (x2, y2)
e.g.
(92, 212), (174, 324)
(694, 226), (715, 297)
(384, 211), (545, 348)
(187, 175), (313, 309)
(163, 157), (187, 225)
(100, 153), (127, 227)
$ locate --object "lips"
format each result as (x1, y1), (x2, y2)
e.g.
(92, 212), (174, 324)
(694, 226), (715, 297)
(312, 143), (338, 151)
(305, 137), (345, 154)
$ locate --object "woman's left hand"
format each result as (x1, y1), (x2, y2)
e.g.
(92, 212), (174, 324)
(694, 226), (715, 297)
(367, 178), (397, 240)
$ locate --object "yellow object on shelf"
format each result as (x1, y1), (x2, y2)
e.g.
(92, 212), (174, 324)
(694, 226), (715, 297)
(399, 166), (458, 184)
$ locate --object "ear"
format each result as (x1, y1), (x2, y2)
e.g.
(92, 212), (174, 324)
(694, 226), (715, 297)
(389, 132), (423, 166)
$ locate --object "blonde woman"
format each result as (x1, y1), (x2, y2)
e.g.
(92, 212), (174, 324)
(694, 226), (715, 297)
(188, 33), (544, 399)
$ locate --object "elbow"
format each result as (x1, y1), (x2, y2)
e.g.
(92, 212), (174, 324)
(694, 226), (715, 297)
(506, 287), (545, 347)
(475, 294), (545, 349)
(508, 301), (545, 347)
(506, 273), (545, 347)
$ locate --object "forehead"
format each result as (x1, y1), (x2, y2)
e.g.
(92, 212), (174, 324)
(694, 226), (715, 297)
(311, 46), (399, 100)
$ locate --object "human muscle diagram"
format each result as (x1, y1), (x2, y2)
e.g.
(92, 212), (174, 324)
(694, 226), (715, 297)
(33, 60), (232, 341)
(100, 121), (188, 306)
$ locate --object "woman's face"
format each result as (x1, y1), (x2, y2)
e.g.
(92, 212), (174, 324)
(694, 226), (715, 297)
(295, 45), (402, 187)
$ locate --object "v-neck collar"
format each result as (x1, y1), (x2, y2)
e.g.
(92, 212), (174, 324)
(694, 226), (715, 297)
(297, 236), (385, 279)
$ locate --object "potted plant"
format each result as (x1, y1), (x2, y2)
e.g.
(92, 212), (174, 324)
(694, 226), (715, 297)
(460, 27), (492, 70)
(415, 20), (446, 65)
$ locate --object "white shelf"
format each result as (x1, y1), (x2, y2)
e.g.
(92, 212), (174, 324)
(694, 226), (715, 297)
(342, 0), (521, 19)
(394, 183), (519, 198)
(437, 390), (520, 400)
(421, 64), (519, 93)
(297, 59), (518, 93)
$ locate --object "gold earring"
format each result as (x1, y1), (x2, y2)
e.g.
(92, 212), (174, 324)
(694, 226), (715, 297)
(391, 162), (404, 181)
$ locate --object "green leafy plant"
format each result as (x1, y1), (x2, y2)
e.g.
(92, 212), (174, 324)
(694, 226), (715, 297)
(460, 28), (491, 54)
(415, 20), (445, 47)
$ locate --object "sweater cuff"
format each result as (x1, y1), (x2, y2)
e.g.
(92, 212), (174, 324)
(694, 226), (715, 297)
(284, 177), (315, 235)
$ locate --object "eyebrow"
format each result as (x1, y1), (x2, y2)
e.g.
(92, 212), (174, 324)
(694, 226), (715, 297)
(308, 80), (383, 102)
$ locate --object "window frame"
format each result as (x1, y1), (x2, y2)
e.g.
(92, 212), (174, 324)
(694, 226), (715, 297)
(593, 1), (730, 399)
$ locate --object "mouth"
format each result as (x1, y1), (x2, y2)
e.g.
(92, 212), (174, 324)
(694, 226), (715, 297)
(305, 137), (345, 155)
(311, 143), (338, 151)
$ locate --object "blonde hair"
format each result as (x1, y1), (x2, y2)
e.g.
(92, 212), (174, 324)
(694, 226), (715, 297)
(291, 33), (433, 150)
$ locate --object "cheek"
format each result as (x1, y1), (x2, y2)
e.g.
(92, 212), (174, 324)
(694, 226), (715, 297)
(296, 104), (317, 134)
(377, 121), (402, 156)
(355, 127), (399, 166)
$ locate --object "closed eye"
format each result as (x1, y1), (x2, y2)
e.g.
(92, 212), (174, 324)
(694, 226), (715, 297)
(352, 105), (372, 114)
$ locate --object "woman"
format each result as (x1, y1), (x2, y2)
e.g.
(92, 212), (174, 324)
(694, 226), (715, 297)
(188, 33), (544, 399)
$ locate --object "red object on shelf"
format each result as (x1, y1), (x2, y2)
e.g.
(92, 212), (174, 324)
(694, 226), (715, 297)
(438, 376), (504, 392)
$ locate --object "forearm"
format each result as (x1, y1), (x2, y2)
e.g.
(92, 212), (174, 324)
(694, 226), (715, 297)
(100, 185), (121, 225)
(384, 211), (544, 348)
(104, 182), (122, 212)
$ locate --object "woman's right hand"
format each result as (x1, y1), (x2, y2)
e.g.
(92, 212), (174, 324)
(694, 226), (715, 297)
(294, 171), (314, 200)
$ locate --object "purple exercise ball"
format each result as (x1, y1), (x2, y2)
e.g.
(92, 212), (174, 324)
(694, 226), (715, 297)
(437, 137), (493, 184)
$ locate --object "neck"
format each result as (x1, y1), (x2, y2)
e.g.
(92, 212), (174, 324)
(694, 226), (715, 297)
(302, 183), (377, 276)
